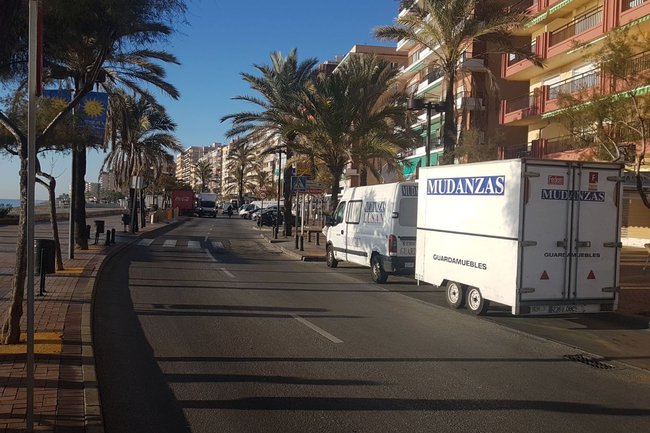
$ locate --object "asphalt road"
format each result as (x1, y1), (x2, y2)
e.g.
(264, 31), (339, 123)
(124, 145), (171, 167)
(93, 216), (650, 433)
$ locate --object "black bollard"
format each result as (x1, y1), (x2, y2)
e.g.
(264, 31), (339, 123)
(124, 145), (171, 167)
(105, 231), (110, 245)
(111, 228), (116, 244)
(295, 233), (299, 249)
(316, 232), (320, 246)
(86, 225), (91, 240)
(300, 235), (304, 251)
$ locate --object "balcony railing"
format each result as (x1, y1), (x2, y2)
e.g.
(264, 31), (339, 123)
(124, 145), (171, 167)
(503, 143), (532, 159)
(623, 0), (648, 11)
(547, 69), (600, 100)
(505, 92), (538, 114)
(549, 8), (602, 46)
(507, 40), (536, 66)
(418, 66), (445, 84)
(626, 50), (650, 75)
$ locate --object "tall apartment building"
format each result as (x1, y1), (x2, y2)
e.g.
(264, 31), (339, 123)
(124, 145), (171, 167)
(198, 144), (225, 195)
(499, 0), (650, 243)
(174, 143), (221, 190)
(99, 170), (117, 192)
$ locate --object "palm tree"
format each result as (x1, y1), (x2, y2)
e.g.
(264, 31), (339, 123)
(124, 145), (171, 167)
(294, 55), (416, 209)
(194, 160), (214, 192)
(101, 92), (180, 220)
(224, 139), (257, 206)
(375, 0), (541, 163)
(221, 49), (318, 235)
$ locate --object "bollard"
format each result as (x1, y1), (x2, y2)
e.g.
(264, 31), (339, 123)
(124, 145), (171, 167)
(316, 232), (320, 246)
(295, 233), (299, 249)
(86, 225), (91, 240)
(105, 231), (110, 246)
(300, 235), (304, 251)
(111, 228), (116, 244)
(308, 231), (312, 243)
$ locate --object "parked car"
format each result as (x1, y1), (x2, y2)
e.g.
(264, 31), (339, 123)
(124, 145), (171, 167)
(258, 209), (283, 226)
(239, 203), (259, 219)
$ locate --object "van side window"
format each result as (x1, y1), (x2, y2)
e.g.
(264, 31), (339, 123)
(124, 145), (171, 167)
(346, 200), (362, 224)
(398, 198), (417, 227)
(334, 201), (346, 224)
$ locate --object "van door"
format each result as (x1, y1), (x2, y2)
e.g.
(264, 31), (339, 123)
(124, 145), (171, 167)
(330, 201), (347, 261)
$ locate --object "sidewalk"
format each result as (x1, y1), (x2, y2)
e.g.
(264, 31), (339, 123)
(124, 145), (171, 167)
(0, 213), (182, 433)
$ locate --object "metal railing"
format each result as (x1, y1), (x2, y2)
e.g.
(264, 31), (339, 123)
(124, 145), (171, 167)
(507, 40), (536, 66)
(626, 50), (650, 75)
(550, 8), (602, 46)
(503, 143), (531, 159)
(623, 0), (647, 11)
(547, 69), (600, 100)
(419, 66), (445, 84)
(505, 92), (537, 114)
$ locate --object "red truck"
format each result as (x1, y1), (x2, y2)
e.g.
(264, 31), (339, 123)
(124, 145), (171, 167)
(171, 190), (195, 216)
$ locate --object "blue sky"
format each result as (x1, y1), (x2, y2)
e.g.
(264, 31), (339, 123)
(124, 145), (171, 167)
(0, 0), (401, 200)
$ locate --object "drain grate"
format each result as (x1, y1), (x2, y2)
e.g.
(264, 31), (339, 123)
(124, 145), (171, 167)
(563, 354), (615, 369)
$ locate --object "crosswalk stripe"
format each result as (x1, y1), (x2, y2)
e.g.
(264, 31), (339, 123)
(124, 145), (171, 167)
(187, 240), (201, 249)
(138, 239), (154, 246)
(163, 240), (177, 248)
(212, 241), (224, 249)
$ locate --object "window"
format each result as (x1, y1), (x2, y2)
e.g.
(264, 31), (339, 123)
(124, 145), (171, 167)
(334, 201), (346, 224)
(399, 198), (417, 227)
(346, 200), (362, 224)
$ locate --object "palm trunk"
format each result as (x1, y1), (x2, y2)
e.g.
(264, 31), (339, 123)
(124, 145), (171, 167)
(1, 157), (27, 344)
(74, 147), (88, 249)
(328, 165), (344, 213)
(283, 150), (293, 237)
(442, 69), (457, 165)
(359, 165), (368, 187)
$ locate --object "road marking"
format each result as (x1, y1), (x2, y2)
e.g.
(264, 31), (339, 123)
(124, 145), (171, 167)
(187, 240), (201, 249)
(138, 239), (154, 246)
(291, 314), (343, 344)
(219, 267), (236, 278)
(212, 241), (224, 250)
(205, 250), (219, 263)
(163, 240), (177, 248)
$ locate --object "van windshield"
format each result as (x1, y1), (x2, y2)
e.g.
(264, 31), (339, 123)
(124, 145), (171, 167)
(398, 198), (417, 227)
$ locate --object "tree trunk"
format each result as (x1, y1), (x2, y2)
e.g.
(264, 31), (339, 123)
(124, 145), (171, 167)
(1, 158), (27, 344)
(328, 166), (343, 213)
(442, 70), (457, 165)
(74, 148), (88, 249)
(38, 174), (64, 271)
(283, 150), (293, 237)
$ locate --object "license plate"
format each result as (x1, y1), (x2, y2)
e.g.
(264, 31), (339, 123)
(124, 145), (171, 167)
(550, 304), (578, 314)
(405, 262), (414, 268)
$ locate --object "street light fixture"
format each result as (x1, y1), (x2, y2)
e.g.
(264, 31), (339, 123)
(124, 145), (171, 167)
(407, 97), (448, 168)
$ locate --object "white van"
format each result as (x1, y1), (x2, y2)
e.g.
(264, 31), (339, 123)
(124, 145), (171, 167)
(324, 182), (418, 283)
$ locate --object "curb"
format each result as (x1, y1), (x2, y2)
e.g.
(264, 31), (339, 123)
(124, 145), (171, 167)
(80, 218), (185, 433)
(259, 232), (326, 262)
(596, 312), (650, 329)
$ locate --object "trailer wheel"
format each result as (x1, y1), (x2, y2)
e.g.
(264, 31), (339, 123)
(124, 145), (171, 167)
(466, 287), (489, 315)
(445, 281), (465, 309)
(371, 254), (388, 283)
(326, 244), (338, 268)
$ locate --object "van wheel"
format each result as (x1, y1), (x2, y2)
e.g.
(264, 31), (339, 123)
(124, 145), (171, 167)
(445, 281), (465, 309)
(326, 245), (338, 268)
(371, 254), (388, 283)
(466, 287), (489, 315)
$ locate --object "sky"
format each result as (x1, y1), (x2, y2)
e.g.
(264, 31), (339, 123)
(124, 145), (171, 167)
(0, 0), (401, 200)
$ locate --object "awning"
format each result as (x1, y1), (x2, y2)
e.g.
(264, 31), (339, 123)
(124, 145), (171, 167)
(401, 153), (441, 177)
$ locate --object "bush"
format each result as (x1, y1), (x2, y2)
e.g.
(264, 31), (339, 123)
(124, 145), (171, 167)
(0, 206), (12, 218)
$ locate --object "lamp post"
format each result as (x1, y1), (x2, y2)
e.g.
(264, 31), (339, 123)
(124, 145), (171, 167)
(407, 97), (448, 167)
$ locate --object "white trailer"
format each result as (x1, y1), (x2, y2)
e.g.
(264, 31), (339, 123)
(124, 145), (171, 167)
(415, 159), (623, 315)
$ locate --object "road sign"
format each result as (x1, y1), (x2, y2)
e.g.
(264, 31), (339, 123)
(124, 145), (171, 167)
(305, 179), (324, 194)
(291, 176), (308, 192)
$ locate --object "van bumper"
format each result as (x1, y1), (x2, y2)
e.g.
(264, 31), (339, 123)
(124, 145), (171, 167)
(380, 255), (416, 274)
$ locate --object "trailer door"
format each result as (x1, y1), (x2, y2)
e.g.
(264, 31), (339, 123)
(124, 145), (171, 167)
(520, 163), (573, 302)
(570, 166), (619, 302)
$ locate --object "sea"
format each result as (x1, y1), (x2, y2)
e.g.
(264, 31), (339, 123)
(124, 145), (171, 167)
(0, 199), (47, 208)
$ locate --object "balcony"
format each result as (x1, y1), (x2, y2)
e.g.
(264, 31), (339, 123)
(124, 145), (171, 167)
(544, 69), (601, 111)
(623, 0), (648, 12)
(457, 91), (486, 111)
(547, 8), (604, 59)
(501, 91), (543, 125)
(502, 36), (543, 80)
(499, 142), (533, 160)
(415, 67), (445, 98)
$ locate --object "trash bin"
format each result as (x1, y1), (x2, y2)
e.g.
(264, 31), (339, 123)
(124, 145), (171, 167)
(34, 239), (56, 275)
(94, 220), (105, 234)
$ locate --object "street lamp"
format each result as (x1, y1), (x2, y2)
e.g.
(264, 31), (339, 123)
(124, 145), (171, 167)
(407, 97), (448, 167)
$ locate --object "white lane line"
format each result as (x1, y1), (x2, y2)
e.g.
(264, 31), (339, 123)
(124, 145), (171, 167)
(219, 267), (236, 278)
(138, 239), (154, 246)
(187, 240), (201, 249)
(291, 314), (343, 344)
(163, 240), (177, 248)
(212, 241), (224, 249)
(205, 249), (219, 263)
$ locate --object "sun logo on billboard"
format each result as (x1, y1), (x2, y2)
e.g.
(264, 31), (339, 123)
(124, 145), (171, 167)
(50, 97), (68, 111)
(83, 98), (105, 118)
